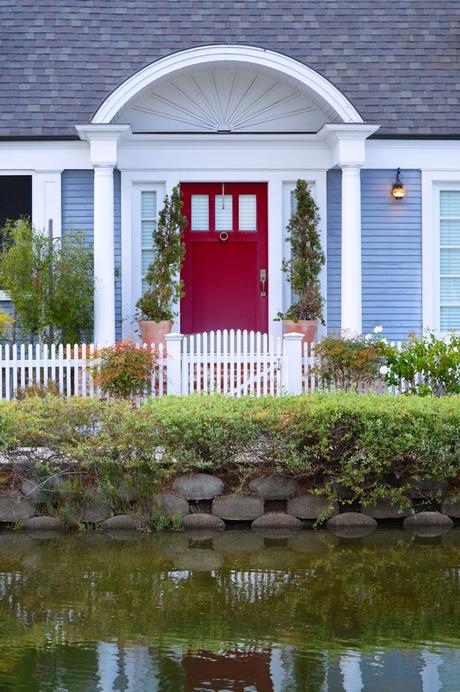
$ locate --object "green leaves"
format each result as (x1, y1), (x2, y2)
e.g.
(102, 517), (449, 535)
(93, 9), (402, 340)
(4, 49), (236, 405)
(385, 332), (460, 396)
(280, 179), (325, 322)
(0, 219), (94, 343)
(136, 186), (187, 322)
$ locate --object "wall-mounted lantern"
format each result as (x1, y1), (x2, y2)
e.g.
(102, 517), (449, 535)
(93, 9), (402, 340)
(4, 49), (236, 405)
(391, 168), (406, 200)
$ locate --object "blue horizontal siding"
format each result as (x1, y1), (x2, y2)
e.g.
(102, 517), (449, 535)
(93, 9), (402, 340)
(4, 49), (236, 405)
(61, 170), (122, 341)
(327, 168), (422, 341)
(361, 169), (422, 341)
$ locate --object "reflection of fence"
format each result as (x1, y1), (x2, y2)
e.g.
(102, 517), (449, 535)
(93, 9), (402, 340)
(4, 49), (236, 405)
(0, 332), (405, 400)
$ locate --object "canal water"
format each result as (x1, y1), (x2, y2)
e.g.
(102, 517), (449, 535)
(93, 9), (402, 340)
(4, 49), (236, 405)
(1, 528), (460, 691)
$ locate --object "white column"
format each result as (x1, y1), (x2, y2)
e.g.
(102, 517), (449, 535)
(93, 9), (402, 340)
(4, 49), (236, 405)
(94, 165), (115, 344)
(318, 124), (380, 336)
(75, 125), (131, 345)
(341, 165), (362, 334)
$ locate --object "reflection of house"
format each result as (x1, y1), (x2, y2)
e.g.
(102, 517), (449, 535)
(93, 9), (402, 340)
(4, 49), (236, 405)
(183, 649), (273, 692)
(1, 5), (460, 343)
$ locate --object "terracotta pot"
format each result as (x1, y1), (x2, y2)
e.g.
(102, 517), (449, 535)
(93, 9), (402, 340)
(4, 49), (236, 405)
(139, 320), (172, 347)
(283, 319), (318, 343)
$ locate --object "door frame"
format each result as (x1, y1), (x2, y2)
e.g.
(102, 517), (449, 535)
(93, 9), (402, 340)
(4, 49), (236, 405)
(180, 182), (268, 334)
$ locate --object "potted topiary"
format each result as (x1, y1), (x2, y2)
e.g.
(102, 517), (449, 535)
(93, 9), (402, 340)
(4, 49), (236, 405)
(136, 185), (187, 345)
(278, 179), (325, 342)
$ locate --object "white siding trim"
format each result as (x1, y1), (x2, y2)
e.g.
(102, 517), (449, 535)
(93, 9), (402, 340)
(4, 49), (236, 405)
(422, 172), (460, 332)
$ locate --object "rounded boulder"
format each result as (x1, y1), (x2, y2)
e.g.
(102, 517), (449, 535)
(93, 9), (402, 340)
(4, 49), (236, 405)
(362, 497), (410, 519)
(252, 512), (303, 530)
(248, 476), (297, 500)
(441, 498), (460, 519)
(101, 514), (138, 531)
(287, 494), (335, 519)
(172, 473), (224, 500)
(212, 494), (264, 521)
(403, 511), (453, 529)
(183, 513), (225, 530)
(153, 493), (189, 517)
(0, 496), (36, 523)
(23, 516), (64, 531)
(327, 512), (377, 529)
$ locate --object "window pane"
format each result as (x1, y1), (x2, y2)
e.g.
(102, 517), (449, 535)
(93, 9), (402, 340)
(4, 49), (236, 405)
(215, 195), (233, 231)
(290, 189), (297, 215)
(239, 195), (257, 231)
(440, 191), (460, 217)
(141, 191), (156, 218)
(141, 220), (155, 246)
(141, 249), (154, 275)
(441, 277), (460, 303)
(441, 306), (460, 330)
(191, 195), (209, 231)
(441, 248), (460, 274)
(441, 219), (460, 245)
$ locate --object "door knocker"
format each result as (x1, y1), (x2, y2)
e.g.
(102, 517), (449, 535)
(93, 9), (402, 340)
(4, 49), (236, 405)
(219, 232), (229, 243)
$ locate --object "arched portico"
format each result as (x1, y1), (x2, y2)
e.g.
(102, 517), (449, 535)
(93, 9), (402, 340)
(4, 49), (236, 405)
(77, 46), (378, 343)
(92, 45), (363, 128)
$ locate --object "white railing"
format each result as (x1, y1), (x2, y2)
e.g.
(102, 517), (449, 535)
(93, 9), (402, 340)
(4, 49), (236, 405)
(0, 331), (405, 400)
(0, 342), (167, 400)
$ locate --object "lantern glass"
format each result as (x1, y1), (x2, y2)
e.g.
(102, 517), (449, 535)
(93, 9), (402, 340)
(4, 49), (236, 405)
(392, 183), (406, 199)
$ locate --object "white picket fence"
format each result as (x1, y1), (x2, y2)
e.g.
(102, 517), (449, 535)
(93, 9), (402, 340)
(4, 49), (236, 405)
(0, 331), (401, 400)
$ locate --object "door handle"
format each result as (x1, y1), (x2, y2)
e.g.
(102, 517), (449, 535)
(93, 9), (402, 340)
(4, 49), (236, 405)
(260, 269), (267, 297)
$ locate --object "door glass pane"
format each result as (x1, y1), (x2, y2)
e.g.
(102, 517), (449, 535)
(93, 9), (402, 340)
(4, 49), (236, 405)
(191, 195), (209, 231)
(215, 194), (233, 231)
(238, 195), (257, 231)
(440, 191), (460, 217)
(441, 306), (460, 330)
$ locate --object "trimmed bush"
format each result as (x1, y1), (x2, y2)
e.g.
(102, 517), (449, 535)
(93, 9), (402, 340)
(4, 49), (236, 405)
(2, 393), (460, 510)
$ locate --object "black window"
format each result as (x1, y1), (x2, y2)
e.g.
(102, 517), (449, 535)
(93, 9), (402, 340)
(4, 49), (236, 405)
(0, 175), (32, 232)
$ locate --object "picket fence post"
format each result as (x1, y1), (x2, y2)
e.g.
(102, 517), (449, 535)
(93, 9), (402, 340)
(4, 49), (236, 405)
(281, 332), (304, 395)
(165, 333), (184, 395)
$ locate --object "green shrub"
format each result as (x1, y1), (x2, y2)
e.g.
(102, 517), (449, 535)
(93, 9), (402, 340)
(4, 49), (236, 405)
(3, 393), (460, 509)
(0, 219), (94, 343)
(384, 331), (460, 396)
(90, 342), (156, 399)
(314, 334), (388, 391)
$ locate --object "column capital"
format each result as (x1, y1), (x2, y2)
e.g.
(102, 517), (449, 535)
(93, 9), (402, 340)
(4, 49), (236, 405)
(75, 124), (131, 167)
(318, 123), (380, 169)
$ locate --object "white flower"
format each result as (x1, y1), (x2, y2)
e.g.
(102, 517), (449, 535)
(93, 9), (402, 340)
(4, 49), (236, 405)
(380, 365), (389, 376)
(364, 333), (372, 341)
(373, 325), (383, 334)
(380, 337), (388, 345)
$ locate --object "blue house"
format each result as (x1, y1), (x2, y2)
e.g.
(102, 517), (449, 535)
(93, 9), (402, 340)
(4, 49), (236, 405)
(0, 2), (459, 343)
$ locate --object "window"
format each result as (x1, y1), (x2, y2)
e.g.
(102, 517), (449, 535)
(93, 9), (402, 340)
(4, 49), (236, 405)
(440, 190), (460, 330)
(191, 195), (209, 231)
(140, 191), (157, 295)
(238, 195), (257, 231)
(215, 194), (233, 231)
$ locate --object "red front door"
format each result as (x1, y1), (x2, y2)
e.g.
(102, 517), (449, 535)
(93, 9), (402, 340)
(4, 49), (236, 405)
(181, 183), (268, 334)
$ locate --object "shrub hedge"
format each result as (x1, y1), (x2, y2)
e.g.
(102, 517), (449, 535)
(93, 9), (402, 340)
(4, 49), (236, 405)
(2, 393), (460, 508)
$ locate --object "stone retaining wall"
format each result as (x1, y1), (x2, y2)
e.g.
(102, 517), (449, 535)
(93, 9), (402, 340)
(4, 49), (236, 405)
(1, 469), (459, 538)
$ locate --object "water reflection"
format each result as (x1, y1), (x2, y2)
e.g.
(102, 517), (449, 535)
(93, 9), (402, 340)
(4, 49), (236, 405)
(1, 529), (460, 690)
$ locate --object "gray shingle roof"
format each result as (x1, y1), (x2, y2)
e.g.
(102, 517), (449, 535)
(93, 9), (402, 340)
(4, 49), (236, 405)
(1, 1), (459, 137)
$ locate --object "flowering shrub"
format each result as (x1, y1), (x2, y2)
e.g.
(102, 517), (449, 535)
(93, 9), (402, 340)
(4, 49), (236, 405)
(314, 328), (388, 391)
(91, 342), (156, 399)
(384, 331), (460, 396)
